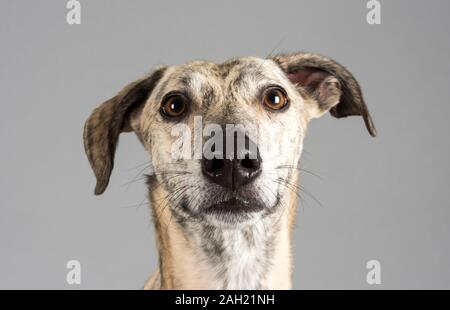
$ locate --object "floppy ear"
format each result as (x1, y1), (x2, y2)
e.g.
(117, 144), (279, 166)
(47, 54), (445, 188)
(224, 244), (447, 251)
(83, 67), (166, 195)
(273, 52), (376, 137)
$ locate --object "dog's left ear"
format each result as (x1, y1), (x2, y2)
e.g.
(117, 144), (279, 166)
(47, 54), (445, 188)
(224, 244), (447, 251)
(83, 67), (166, 195)
(273, 52), (376, 137)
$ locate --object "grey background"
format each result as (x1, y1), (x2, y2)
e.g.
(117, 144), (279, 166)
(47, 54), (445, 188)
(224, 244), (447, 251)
(1, 0), (449, 289)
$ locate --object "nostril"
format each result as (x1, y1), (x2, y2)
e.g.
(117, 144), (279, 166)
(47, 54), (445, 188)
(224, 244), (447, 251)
(203, 157), (225, 173)
(240, 153), (260, 170)
(210, 158), (224, 171)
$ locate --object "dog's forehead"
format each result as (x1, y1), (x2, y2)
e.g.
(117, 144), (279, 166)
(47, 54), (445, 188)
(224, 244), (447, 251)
(220, 57), (281, 79)
(158, 57), (284, 96)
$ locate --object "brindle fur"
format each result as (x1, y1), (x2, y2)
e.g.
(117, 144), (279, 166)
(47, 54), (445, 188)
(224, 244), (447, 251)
(83, 52), (375, 289)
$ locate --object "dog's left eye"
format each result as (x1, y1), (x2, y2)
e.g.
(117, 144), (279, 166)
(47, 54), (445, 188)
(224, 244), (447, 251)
(262, 87), (288, 111)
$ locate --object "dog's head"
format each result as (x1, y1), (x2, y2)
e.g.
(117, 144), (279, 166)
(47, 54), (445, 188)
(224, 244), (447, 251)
(84, 52), (376, 227)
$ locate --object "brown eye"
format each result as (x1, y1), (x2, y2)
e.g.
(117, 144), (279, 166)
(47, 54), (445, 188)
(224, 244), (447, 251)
(161, 94), (188, 119)
(262, 87), (288, 111)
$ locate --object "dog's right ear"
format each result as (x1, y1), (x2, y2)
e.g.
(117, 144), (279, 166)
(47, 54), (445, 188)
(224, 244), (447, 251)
(83, 67), (166, 195)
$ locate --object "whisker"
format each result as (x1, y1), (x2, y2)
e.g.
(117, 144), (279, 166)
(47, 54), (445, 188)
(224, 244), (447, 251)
(121, 197), (150, 209)
(274, 177), (323, 208)
(274, 165), (323, 180)
(122, 175), (148, 187)
(127, 161), (152, 172)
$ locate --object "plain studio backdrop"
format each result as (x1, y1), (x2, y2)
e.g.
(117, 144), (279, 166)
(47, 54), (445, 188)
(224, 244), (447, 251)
(1, 0), (449, 289)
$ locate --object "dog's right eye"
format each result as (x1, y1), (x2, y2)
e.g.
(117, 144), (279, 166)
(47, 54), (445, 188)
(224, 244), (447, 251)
(160, 94), (188, 119)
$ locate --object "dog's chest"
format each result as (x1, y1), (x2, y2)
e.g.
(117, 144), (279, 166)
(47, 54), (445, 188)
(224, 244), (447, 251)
(196, 223), (273, 290)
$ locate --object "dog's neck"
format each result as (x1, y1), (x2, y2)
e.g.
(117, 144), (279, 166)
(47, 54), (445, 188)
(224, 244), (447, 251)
(144, 179), (298, 290)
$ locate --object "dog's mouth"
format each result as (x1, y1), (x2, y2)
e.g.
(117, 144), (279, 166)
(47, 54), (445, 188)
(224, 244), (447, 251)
(183, 187), (281, 225)
(177, 185), (279, 225)
(203, 196), (265, 215)
(198, 194), (268, 225)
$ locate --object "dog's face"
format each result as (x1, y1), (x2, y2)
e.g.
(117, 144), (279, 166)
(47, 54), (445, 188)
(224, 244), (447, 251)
(84, 53), (376, 227)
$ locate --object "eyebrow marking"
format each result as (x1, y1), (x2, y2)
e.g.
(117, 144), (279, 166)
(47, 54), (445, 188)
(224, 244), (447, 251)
(200, 84), (216, 112)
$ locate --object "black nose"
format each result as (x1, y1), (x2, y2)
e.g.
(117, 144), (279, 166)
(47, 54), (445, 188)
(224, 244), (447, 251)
(201, 134), (262, 191)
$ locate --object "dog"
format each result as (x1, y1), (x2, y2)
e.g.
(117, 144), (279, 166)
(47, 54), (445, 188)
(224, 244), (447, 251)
(83, 52), (376, 289)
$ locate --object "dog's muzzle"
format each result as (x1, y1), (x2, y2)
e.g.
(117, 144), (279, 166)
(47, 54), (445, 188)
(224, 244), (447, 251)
(200, 132), (264, 216)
